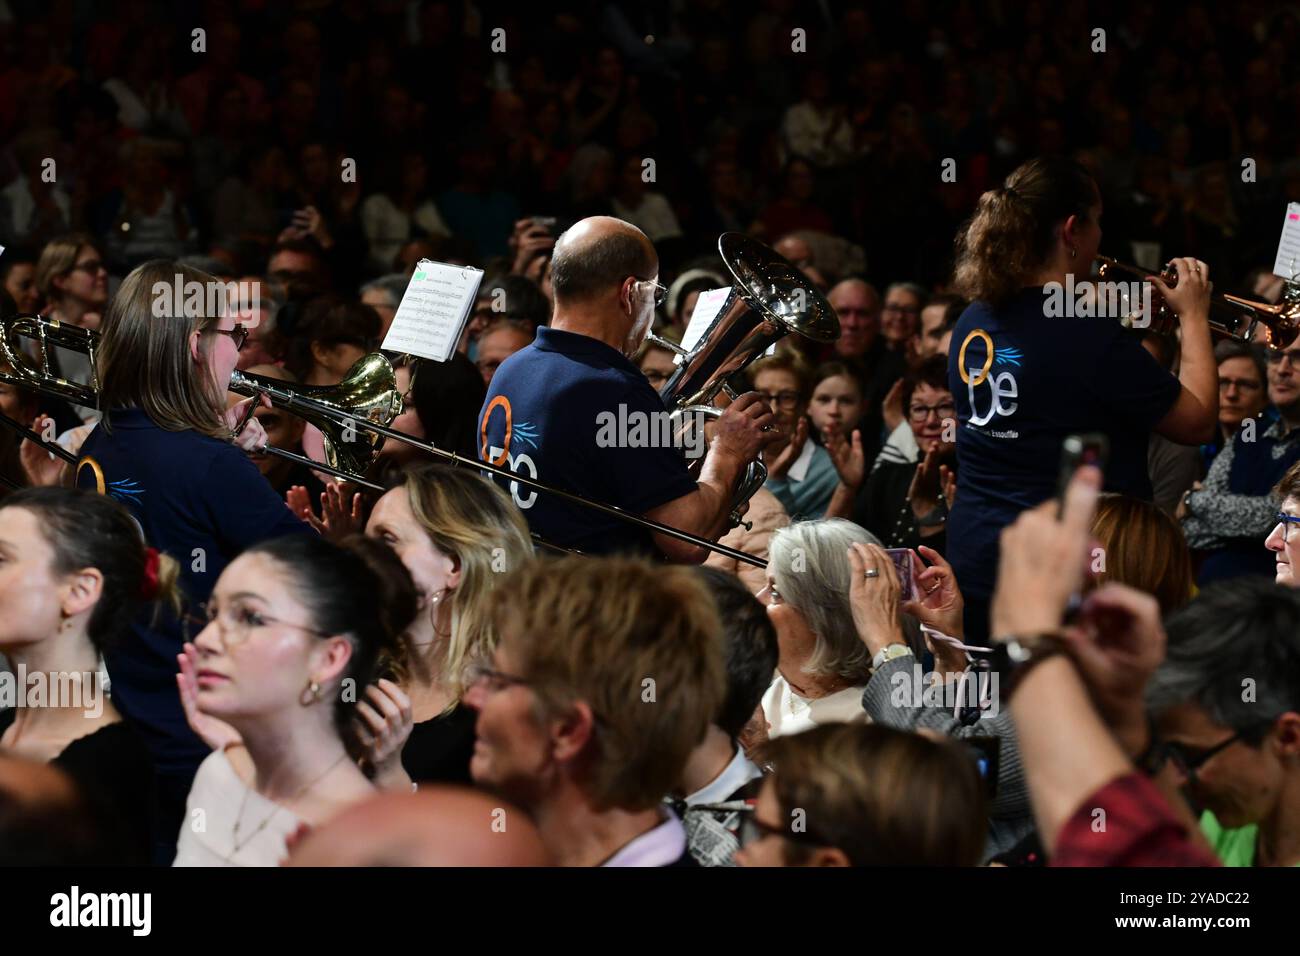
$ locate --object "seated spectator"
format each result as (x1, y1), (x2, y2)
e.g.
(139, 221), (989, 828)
(475, 318), (535, 387)
(915, 292), (964, 362)
(751, 353), (839, 520)
(281, 296), (380, 386)
(807, 362), (863, 444)
(0, 246), (39, 314)
(460, 275), (550, 359)
(663, 268), (726, 334)
(734, 723), (987, 866)
(233, 288), (284, 370)
(0, 129), (71, 249)
(754, 158), (834, 240)
(611, 154), (683, 244)
(229, 365), (325, 503)
(34, 234), (109, 399)
(633, 331), (678, 392)
(362, 463), (533, 787)
(1265, 461), (1300, 587)
(99, 140), (196, 268)
(266, 238), (331, 299)
(822, 277), (904, 464)
(675, 568), (778, 866)
(286, 786), (550, 866)
(373, 354), (485, 474)
(880, 282), (927, 354)
(359, 150), (451, 274)
(173, 534), (417, 866)
(759, 519), (876, 738)
(1207, 339), (1270, 465)
(464, 555), (724, 866)
(1181, 338), (1300, 584)
(1149, 578), (1300, 866)
(360, 274), (408, 341)
(853, 356), (955, 552)
(1090, 494), (1194, 614)
(0, 487), (170, 864)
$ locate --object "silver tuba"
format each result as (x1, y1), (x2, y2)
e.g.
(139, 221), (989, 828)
(649, 233), (839, 528)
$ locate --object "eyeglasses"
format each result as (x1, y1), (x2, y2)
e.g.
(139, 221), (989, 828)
(908, 401), (956, 422)
(1218, 377), (1262, 392)
(465, 663), (533, 694)
(737, 810), (828, 850)
(209, 324), (249, 351)
(1266, 349), (1300, 366)
(757, 390), (803, 411)
(633, 276), (668, 308)
(185, 600), (331, 646)
(70, 259), (107, 275)
(882, 303), (920, 316)
(1275, 512), (1300, 543)
(1165, 722), (1271, 780)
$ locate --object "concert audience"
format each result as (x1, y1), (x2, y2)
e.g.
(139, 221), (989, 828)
(751, 352), (839, 521)
(464, 555), (724, 866)
(1182, 337), (1300, 584)
(0, 487), (171, 865)
(759, 518), (876, 739)
(674, 568), (777, 867)
(173, 534), (415, 866)
(362, 463), (534, 788)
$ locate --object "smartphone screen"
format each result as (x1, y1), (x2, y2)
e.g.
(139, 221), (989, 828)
(884, 548), (918, 601)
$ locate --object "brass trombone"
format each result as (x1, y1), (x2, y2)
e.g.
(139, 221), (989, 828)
(1094, 256), (1300, 350)
(0, 318), (770, 567)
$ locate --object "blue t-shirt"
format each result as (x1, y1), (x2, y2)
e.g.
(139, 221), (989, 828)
(946, 290), (1181, 602)
(477, 327), (698, 556)
(76, 409), (313, 773)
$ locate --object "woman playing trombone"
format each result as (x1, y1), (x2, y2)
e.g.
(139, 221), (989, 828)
(74, 259), (313, 863)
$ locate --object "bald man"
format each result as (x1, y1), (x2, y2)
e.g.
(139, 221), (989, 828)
(477, 216), (777, 561)
(284, 786), (551, 866)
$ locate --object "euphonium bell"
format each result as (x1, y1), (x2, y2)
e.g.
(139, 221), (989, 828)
(229, 352), (404, 476)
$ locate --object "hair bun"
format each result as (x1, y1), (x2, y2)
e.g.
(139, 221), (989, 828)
(339, 535), (419, 658)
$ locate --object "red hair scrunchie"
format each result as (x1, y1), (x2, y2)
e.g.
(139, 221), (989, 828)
(138, 547), (162, 600)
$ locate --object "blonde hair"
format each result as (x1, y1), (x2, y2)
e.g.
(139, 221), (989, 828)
(35, 233), (99, 303)
(1089, 494), (1194, 614)
(952, 157), (1099, 307)
(97, 260), (229, 439)
(400, 463), (534, 702)
(492, 555), (725, 812)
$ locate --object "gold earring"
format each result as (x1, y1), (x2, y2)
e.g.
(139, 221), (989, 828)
(300, 679), (323, 706)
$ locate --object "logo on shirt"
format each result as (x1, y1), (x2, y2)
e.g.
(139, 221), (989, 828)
(957, 328), (1019, 428)
(481, 395), (539, 509)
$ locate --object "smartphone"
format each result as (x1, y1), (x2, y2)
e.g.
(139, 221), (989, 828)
(964, 736), (1001, 798)
(530, 216), (558, 233)
(1057, 433), (1108, 507)
(884, 548), (919, 601)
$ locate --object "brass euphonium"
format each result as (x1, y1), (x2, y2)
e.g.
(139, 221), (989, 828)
(1094, 255), (1300, 350)
(648, 233), (840, 527)
(229, 353), (404, 475)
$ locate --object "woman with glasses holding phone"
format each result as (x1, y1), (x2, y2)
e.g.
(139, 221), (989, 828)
(173, 534), (416, 866)
(75, 259), (313, 863)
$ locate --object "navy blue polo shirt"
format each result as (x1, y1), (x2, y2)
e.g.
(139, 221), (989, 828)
(946, 289), (1181, 603)
(477, 326), (698, 555)
(76, 408), (313, 774)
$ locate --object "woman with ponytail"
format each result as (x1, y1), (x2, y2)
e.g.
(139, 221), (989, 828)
(173, 534), (417, 866)
(947, 157), (1216, 642)
(75, 259), (313, 862)
(0, 487), (182, 864)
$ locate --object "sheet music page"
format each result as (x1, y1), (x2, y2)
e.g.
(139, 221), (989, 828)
(381, 260), (484, 362)
(677, 287), (732, 360)
(1273, 203), (1300, 280)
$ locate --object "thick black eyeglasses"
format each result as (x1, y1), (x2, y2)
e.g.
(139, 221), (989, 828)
(1166, 722), (1272, 779)
(209, 324), (249, 351)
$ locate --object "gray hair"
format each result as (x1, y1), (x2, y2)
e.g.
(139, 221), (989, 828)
(1148, 578), (1300, 736)
(769, 518), (879, 684)
(886, 282), (929, 306)
(360, 273), (409, 308)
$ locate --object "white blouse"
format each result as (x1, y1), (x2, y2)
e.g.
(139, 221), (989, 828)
(172, 749), (304, 867)
(761, 673), (868, 740)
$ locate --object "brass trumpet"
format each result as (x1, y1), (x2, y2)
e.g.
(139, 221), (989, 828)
(1094, 255), (1300, 350)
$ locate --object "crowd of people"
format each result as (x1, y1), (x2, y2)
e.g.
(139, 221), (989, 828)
(1, 1), (1299, 870)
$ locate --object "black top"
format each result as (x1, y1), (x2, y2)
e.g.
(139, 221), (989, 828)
(399, 703), (476, 785)
(0, 708), (154, 865)
(853, 459), (949, 555)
